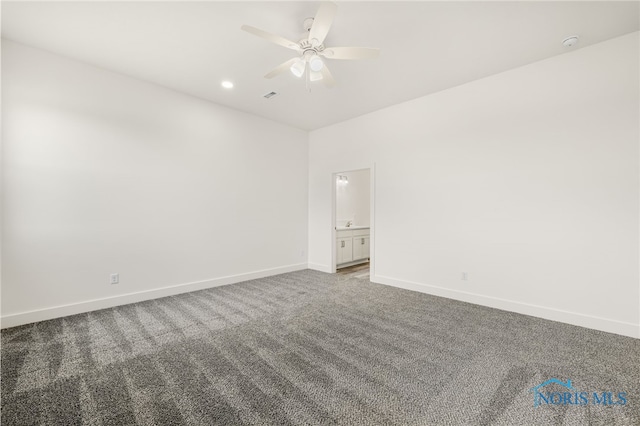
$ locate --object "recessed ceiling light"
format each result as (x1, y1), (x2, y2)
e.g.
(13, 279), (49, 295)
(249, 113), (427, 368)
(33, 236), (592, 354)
(562, 36), (579, 47)
(221, 81), (234, 89)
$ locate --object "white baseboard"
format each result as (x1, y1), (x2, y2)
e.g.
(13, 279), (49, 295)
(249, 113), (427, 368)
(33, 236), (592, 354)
(307, 262), (332, 273)
(371, 274), (640, 339)
(1, 263), (307, 329)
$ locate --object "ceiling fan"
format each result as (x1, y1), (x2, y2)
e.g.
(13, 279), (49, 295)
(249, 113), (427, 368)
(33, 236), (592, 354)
(241, 2), (380, 88)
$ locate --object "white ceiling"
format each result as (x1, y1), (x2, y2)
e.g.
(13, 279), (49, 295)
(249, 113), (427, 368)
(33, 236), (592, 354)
(2, 1), (638, 130)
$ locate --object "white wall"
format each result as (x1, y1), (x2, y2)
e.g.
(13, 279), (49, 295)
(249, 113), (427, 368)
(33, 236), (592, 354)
(336, 169), (370, 228)
(1, 40), (309, 326)
(309, 32), (640, 338)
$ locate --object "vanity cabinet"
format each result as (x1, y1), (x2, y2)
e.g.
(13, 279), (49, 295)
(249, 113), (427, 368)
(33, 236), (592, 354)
(336, 234), (353, 264)
(336, 228), (370, 267)
(352, 234), (370, 261)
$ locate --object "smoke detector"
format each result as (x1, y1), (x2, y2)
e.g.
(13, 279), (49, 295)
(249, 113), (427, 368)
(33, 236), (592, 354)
(562, 36), (579, 47)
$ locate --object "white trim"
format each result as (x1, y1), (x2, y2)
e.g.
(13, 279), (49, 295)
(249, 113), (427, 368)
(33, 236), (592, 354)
(370, 163), (376, 279)
(1, 263), (307, 329)
(307, 262), (332, 273)
(331, 166), (375, 275)
(331, 171), (338, 274)
(371, 274), (640, 339)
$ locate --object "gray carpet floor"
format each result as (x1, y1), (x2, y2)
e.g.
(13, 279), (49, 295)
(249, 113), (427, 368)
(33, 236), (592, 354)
(2, 269), (639, 425)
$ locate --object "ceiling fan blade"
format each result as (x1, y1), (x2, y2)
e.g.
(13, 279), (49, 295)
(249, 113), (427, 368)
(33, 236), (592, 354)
(320, 65), (336, 88)
(320, 47), (380, 60)
(308, 2), (337, 46)
(310, 70), (323, 82)
(241, 25), (301, 52)
(264, 57), (299, 79)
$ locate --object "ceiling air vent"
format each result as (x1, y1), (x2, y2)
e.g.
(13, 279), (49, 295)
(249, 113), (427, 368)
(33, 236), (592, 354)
(263, 91), (278, 99)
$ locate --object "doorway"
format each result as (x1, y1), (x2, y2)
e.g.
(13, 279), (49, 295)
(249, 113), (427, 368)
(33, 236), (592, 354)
(332, 168), (374, 275)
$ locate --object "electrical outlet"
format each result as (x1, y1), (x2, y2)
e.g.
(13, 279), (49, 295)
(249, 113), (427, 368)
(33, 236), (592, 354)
(110, 273), (119, 284)
(462, 272), (468, 281)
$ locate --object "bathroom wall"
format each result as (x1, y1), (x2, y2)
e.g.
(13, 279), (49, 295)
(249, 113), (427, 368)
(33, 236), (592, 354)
(336, 169), (370, 228)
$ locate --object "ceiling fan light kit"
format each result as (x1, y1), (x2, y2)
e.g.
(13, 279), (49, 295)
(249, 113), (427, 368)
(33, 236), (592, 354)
(290, 59), (306, 77)
(241, 1), (380, 88)
(309, 55), (324, 72)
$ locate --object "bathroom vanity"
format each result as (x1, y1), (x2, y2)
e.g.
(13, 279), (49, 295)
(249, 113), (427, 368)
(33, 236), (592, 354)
(336, 226), (370, 268)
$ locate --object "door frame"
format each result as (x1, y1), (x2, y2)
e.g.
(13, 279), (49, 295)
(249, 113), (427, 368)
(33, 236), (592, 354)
(331, 165), (375, 275)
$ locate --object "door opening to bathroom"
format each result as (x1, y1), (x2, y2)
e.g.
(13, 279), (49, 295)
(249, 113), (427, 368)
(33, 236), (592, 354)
(332, 168), (372, 276)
